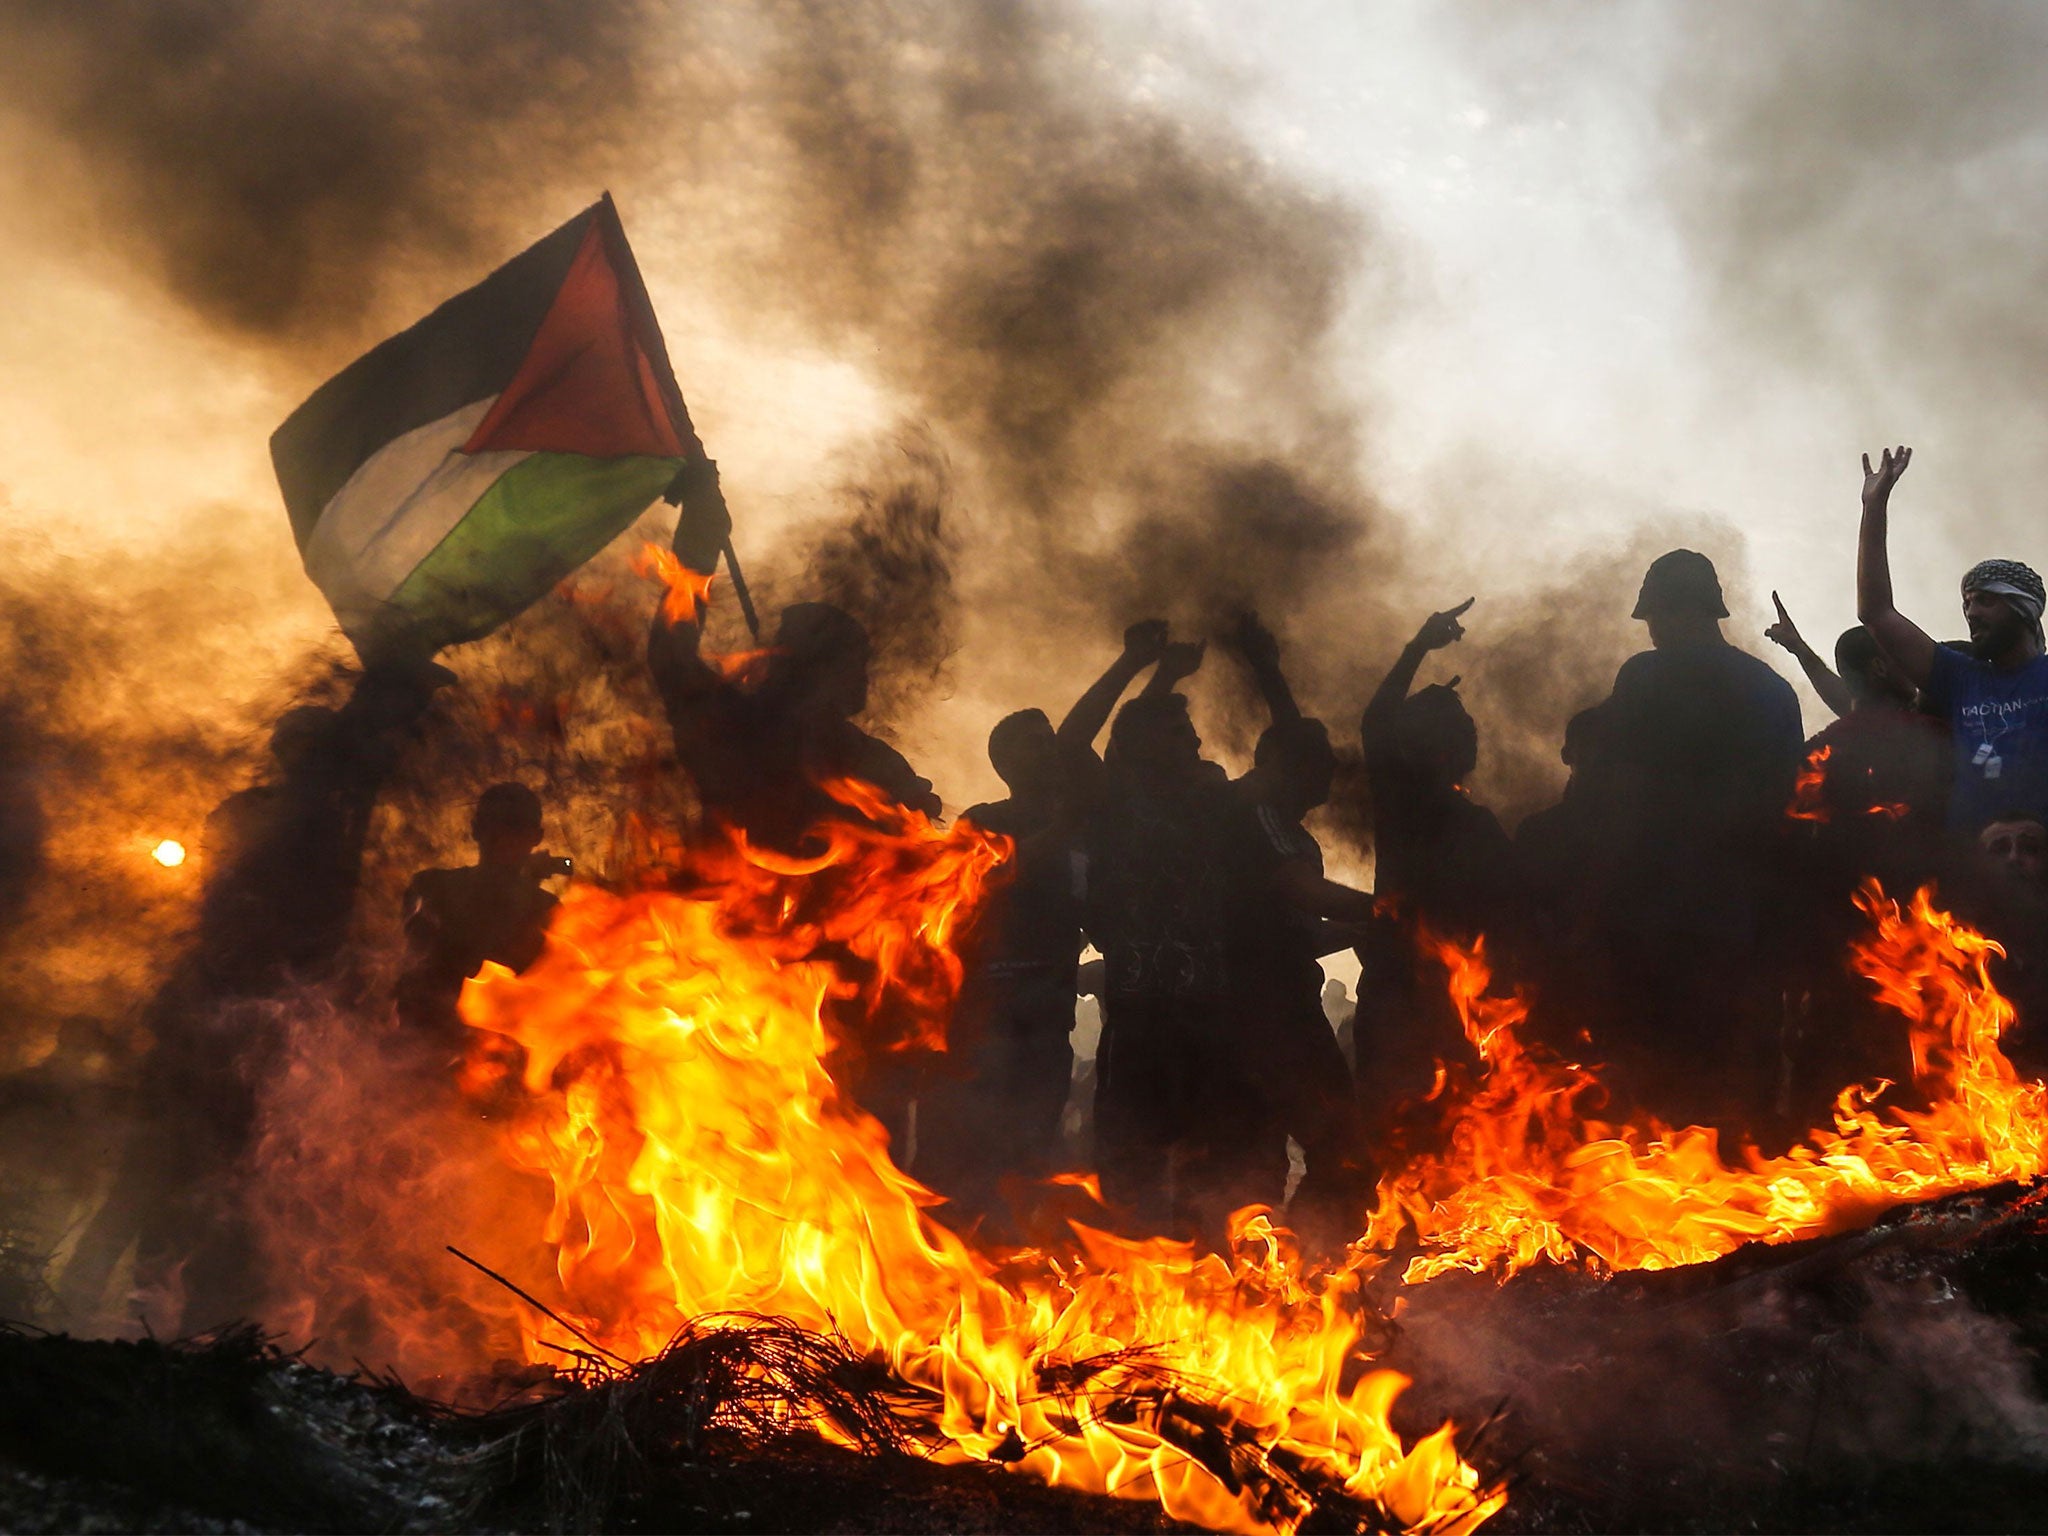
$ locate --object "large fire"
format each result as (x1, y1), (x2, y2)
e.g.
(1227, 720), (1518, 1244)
(437, 557), (2044, 1535)
(456, 782), (1500, 1536)
(448, 773), (2048, 1535)
(1367, 883), (2048, 1284)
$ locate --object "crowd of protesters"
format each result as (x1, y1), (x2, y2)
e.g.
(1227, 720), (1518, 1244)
(50, 442), (2048, 1329)
(647, 444), (2048, 1248)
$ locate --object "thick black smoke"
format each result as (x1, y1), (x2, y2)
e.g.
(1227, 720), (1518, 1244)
(0, 0), (659, 341)
(0, 514), (333, 1303)
(789, 432), (960, 731)
(0, 0), (1424, 796)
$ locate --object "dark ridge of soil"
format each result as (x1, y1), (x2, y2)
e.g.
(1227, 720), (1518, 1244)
(1386, 1182), (2048, 1534)
(10, 1183), (2048, 1533)
(0, 1325), (1195, 1535)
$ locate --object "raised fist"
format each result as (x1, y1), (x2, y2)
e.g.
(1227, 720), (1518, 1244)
(1122, 619), (1170, 667)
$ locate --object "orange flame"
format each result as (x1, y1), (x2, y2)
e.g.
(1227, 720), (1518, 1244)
(633, 542), (717, 625)
(635, 541), (780, 681)
(706, 646), (782, 686)
(1365, 882), (2048, 1283)
(457, 783), (1500, 1535)
(1787, 743), (1831, 822)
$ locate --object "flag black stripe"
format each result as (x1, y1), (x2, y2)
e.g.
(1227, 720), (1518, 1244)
(268, 202), (597, 551)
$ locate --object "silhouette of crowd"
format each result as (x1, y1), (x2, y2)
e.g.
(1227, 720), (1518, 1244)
(50, 442), (2048, 1330)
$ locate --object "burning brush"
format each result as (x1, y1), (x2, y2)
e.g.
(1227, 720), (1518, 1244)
(429, 758), (2048, 1536)
(444, 778), (1500, 1536)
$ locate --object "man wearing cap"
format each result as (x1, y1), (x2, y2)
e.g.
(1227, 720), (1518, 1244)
(1856, 445), (2048, 834)
(1588, 548), (1805, 1134)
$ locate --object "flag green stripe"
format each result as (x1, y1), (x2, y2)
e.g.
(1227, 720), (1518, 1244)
(384, 451), (678, 648)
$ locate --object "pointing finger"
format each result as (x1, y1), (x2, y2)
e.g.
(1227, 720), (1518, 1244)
(1862, 452), (1873, 476)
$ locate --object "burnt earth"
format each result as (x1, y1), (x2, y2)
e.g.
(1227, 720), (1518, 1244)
(8, 1188), (2048, 1534)
(0, 1325), (1192, 1534)
(1386, 1183), (2048, 1533)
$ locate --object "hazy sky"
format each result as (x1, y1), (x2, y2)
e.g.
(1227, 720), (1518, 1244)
(3, 1), (2044, 813)
(1147, 1), (2046, 655)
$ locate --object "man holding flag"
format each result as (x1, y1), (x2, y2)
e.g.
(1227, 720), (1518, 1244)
(271, 194), (705, 660)
(271, 186), (937, 842)
(649, 460), (940, 851)
(65, 195), (760, 1332)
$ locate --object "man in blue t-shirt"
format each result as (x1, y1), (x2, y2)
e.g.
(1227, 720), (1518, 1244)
(1855, 444), (2048, 832)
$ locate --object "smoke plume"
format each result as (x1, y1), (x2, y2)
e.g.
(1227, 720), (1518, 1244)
(0, 0), (1698, 1341)
(1658, 0), (2048, 562)
(0, 0), (660, 342)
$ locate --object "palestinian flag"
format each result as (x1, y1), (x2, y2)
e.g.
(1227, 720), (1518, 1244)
(271, 194), (700, 655)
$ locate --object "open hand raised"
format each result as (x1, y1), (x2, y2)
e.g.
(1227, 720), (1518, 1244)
(1861, 445), (1912, 507)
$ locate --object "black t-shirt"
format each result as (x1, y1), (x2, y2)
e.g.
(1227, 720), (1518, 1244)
(1365, 760), (1523, 943)
(1085, 775), (1267, 1001)
(1595, 642), (1803, 941)
(399, 865), (559, 1017)
(959, 797), (1084, 978)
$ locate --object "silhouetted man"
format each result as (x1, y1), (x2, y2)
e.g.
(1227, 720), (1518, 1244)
(1516, 702), (1616, 925)
(1515, 703), (1619, 1056)
(919, 621), (1169, 1231)
(1354, 600), (1525, 1145)
(59, 654), (449, 1334)
(1802, 627), (1952, 868)
(1855, 445), (2048, 833)
(1220, 614), (1377, 1247)
(1591, 550), (1804, 1134)
(1085, 691), (1253, 1238)
(650, 460), (939, 850)
(1229, 713), (1378, 1247)
(650, 463), (940, 1154)
(396, 782), (563, 1061)
(1779, 625), (1953, 1123)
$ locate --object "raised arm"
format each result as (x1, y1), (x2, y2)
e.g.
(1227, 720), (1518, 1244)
(1855, 446), (1936, 688)
(1226, 610), (1301, 727)
(1056, 620), (1167, 750)
(1764, 591), (1853, 719)
(1362, 599), (1472, 748)
(1141, 638), (1207, 697)
(647, 459), (733, 702)
(1273, 859), (1375, 924)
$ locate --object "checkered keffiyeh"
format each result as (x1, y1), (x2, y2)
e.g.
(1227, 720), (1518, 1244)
(1963, 559), (2046, 627)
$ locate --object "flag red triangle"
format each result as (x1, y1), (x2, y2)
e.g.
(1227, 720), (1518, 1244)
(462, 211), (698, 461)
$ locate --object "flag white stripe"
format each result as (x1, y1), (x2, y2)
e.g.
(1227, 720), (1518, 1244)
(301, 398), (528, 631)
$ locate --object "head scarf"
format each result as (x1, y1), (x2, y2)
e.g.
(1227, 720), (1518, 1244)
(1962, 558), (2046, 647)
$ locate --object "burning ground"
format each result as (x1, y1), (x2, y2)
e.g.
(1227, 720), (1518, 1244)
(7, 778), (2048, 1533)
(9, 594), (2048, 1534)
(7, 3), (2048, 1533)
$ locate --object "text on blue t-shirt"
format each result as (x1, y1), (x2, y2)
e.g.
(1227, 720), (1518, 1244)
(1925, 646), (2048, 831)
